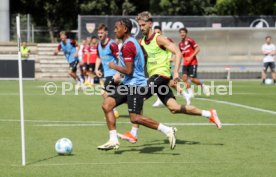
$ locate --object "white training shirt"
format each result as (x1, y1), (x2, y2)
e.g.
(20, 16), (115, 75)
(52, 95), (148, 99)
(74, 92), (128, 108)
(262, 43), (275, 63)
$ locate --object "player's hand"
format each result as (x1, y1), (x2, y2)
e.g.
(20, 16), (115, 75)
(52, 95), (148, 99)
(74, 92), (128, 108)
(184, 56), (192, 61)
(108, 62), (116, 69)
(113, 73), (121, 83)
(173, 73), (180, 83)
(53, 51), (58, 56)
(96, 70), (102, 77)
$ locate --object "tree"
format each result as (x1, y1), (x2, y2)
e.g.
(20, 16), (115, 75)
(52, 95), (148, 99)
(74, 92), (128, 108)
(11, 0), (79, 42)
(214, 0), (276, 15)
(158, 0), (216, 15)
(122, 0), (136, 15)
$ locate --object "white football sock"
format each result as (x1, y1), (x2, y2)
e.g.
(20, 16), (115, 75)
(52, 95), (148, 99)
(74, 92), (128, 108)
(158, 123), (171, 135)
(109, 130), (118, 142)
(182, 90), (188, 96)
(130, 127), (139, 137)
(201, 110), (211, 118)
(90, 77), (94, 84)
(187, 88), (193, 95)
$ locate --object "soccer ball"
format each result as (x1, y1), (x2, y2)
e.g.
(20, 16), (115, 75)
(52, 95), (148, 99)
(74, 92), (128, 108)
(265, 78), (273, 85)
(55, 138), (73, 155)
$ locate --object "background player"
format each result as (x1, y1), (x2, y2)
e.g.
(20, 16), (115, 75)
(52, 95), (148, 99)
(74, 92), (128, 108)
(53, 31), (80, 84)
(178, 27), (210, 97)
(95, 24), (120, 118)
(261, 36), (276, 84)
(81, 37), (94, 86)
(77, 39), (87, 85)
(84, 36), (98, 86)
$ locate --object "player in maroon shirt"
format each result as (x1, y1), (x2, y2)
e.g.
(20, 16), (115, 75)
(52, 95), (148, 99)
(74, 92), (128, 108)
(178, 27), (211, 97)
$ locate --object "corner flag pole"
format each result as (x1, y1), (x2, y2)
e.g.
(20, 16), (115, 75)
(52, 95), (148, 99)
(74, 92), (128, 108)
(16, 15), (26, 166)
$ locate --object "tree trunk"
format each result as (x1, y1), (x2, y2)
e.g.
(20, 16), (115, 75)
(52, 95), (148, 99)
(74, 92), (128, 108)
(46, 18), (55, 43)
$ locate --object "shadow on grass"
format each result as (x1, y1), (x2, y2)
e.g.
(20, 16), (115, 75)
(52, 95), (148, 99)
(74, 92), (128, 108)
(114, 139), (223, 155)
(175, 139), (224, 146)
(27, 154), (75, 165)
(114, 146), (180, 155)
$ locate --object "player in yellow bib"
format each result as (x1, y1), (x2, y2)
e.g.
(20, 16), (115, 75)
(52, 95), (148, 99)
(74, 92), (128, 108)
(151, 26), (191, 107)
(117, 11), (222, 144)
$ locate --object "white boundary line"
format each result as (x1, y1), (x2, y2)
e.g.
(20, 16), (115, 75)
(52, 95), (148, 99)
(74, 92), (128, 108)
(2, 119), (276, 127)
(0, 119), (276, 127)
(32, 123), (276, 127)
(10, 161), (276, 167)
(196, 98), (276, 115)
(2, 119), (276, 126)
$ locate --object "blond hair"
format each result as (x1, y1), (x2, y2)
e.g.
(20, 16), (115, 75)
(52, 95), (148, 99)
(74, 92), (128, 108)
(136, 11), (153, 22)
(59, 31), (66, 36)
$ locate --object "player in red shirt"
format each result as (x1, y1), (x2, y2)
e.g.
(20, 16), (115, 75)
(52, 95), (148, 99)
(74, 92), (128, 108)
(81, 37), (94, 86)
(178, 27), (210, 97)
(87, 36), (98, 85)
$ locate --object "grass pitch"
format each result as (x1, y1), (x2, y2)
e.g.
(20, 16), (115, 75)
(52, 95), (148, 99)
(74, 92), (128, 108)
(0, 80), (276, 177)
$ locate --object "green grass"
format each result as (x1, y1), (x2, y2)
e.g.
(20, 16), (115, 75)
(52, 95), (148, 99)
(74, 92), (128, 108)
(0, 80), (276, 177)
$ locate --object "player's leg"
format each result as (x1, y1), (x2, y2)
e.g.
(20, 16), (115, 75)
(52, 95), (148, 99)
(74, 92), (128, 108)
(269, 62), (276, 84)
(127, 86), (177, 150)
(87, 64), (96, 85)
(152, 97), (164, 107)
(182, 66), (194, 97)
(78, 62), (85, 85)
(189, 65), (210, 96)
(169, 79), (191, 105)
(157, 83), (222, 129)
(97, 87), (126, 150)
(103, 76), (120, 118)
(69, 60), (80, 82)
(119, 75), (174, 143)
(262, 62), (268, 84)
(81, 63), (89, 85)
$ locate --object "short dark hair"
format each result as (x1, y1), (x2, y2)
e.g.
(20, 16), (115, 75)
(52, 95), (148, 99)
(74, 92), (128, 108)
(97, 23), (108, 31)
(91, 36), (97, 39)
(154, 26), (162, 31)
(179, 27), (188, 33)
(265, 36), (272, 40)
(116, 18), (133, 34)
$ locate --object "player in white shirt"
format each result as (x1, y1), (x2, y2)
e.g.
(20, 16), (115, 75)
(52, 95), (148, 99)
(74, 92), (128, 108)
(261, 36), (276, 84)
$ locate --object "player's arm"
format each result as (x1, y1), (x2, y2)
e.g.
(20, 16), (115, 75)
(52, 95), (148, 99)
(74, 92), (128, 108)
(272, 49), (276, 55)
(156, 35), (182, 80)
(186, 45), (200, 66)
(53, 44), (61, 55)
(109, 41), (135, 75)
(170, 53), (176, 62)
(71, 39), (79, 57)
(110, 42), (119, 62)
(95, 54), (102, 77)
(109, 61), (133, 75)
(86, 47), (91, 64)
(262, 45), (271, 55)
(27, 48), (31, 55)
